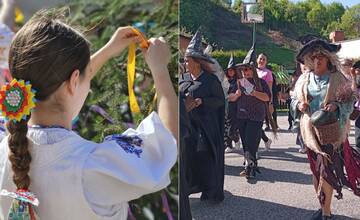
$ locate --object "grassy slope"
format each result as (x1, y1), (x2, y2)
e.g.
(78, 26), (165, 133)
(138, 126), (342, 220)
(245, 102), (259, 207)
(180, 1), (296, 69)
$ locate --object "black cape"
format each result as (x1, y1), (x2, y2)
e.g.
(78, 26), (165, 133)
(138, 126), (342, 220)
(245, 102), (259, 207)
(179, 71), (225, 201)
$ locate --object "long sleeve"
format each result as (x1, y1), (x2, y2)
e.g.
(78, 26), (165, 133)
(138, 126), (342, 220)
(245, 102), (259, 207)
(82, 112), (177, 216)
(202, 78), (225, 109)
(335, 97), (355, 128)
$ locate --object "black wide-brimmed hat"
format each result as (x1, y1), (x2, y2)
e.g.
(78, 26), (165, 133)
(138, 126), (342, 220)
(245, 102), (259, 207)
(297, 34), (321, 45)
(296, 39), (341, 64)
(237, 44), (257, 68)
(185, 30), (214, 64)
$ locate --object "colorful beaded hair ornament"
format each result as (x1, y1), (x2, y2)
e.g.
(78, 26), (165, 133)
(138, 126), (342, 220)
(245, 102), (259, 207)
(0, 79), (36, 122)
(0, 79), (39, 219)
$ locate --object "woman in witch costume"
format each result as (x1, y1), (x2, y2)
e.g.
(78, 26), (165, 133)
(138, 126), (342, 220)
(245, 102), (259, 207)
(291, 39), (360, 220)
(224, 54), (241, 153)
(231, 46), (275, 178)
(179, 30), (225, 202)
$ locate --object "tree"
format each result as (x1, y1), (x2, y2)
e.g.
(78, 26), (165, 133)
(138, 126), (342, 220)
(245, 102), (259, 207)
(232, 0), (243, 14)
(325, 2), (345, 23)
(307, 2), (327, 31)
(339, 4), (360, 39)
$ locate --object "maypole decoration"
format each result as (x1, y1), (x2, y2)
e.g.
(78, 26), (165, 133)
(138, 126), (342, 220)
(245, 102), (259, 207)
(127, 27), (149, 113)
(0, 79), (36, 122)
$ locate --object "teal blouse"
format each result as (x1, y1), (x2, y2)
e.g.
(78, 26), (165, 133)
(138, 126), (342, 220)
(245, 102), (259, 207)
(307, 72), (353, 128)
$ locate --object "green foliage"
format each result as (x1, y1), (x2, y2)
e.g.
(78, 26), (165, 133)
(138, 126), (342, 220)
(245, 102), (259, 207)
(267, 63), (290, 84)
(69, 0), (178, 219)
(232, 0), (243, 14)
(211, 47), (295, 70)
(211, 49), (248, 68)
(180, 0), (213, 35)
(339, 4), (360, 39)
(261, 0), (353, 38)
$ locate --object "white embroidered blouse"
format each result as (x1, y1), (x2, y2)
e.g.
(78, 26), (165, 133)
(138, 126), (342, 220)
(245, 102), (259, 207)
(0, 112), (177, 219)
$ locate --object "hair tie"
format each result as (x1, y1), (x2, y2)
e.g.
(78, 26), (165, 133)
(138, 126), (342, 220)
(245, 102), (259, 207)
(0, 79), (37, 122)
(0, 189), (39, 220)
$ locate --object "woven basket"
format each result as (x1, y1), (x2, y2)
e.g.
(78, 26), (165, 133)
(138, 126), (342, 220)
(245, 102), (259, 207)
(313, 121), (340, 145)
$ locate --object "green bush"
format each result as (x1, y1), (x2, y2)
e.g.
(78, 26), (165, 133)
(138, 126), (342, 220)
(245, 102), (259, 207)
(211, 50), (248, 68)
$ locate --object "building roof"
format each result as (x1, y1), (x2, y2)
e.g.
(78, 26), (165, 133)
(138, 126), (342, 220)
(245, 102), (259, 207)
(336, 38), (360, 60)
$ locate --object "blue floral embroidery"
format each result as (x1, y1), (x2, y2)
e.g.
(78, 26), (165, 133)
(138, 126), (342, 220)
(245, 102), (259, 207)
(104, 134), (143, 158)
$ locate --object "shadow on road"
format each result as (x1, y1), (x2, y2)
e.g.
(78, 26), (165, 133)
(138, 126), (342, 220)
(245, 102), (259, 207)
(225, 164), (313, 185)
(258, 147), (309, 163)
(190, 191), (358, 220)
(226, 147), (309, 164)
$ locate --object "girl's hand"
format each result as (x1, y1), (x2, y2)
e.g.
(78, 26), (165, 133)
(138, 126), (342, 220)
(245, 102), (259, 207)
(103, 26), (141, 59)
(142, 37), (171, 75)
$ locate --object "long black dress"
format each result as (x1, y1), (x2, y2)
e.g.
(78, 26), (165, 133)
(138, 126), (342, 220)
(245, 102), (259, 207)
(179, 71), (225, 202)
(179, 94), (192, 220)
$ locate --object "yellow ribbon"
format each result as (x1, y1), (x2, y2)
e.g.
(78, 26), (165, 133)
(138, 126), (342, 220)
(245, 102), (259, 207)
(15, 8), (24, 24)
(127, 27), (150, 113)
(127, 43), (140, 113)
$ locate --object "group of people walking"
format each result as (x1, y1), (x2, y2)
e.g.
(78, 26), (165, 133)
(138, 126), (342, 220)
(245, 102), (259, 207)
(180, 31), (360, 220)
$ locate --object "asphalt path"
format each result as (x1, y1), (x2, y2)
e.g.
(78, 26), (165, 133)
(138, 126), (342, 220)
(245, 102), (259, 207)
(189, 115), (360, 220)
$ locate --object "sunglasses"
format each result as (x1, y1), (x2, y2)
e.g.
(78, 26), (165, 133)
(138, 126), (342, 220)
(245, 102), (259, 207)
(242, 67), (251, 71)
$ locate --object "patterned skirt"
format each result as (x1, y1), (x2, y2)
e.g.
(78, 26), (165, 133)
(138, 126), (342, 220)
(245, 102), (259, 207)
(306, 138), (360, 205)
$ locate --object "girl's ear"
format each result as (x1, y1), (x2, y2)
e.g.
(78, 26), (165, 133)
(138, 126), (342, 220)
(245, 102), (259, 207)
(67, 69), (80, 95)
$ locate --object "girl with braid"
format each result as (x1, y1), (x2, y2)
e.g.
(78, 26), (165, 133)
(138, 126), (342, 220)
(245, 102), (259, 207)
(0, 9), (177, 220)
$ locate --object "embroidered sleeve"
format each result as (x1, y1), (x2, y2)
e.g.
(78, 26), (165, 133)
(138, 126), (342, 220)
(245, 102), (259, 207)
(82, 112), (177, 208)
(103, 134), (143, 158)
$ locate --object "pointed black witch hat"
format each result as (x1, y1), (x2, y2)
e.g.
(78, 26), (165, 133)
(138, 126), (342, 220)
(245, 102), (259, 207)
(237, 43), (257, 68)
(226, 53), (236, 70)
(185, 30), (214, 64)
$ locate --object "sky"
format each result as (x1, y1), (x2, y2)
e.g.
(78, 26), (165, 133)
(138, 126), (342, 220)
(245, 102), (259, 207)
(233, 0), (359, 8)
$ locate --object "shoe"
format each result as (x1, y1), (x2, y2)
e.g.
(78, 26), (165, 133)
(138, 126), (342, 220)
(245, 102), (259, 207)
(311, 209), (322, 220)
(264, 127), (270, 131)
(232, 141), (241, 150)
(246, 165), (255, 179)
(225, 147), (235, 153)
(322, 215), (333, 220)
(265, 139), (272, 151)
(298, 148), (307, 154)
(240, 169), (246, 177)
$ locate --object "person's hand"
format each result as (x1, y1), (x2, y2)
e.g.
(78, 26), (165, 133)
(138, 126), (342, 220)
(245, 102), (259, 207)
(184, 95), (197, 112)
(235, 89), (241, 97)
(350, 67), (357, 79)
(269, 104), (274, 114)
(103, 26), (141, 59)
(323, 103), (338, 112)
(298, 102), (309, 113)
(228, 93), (237, 102)
(142, 37), (171, 75)
(195, 98), (202, 107)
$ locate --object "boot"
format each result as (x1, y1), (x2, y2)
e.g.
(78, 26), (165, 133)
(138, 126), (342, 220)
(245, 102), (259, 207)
(311, 209), (322, 220)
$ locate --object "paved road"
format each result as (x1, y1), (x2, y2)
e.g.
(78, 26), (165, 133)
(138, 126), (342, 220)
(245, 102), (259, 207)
(189, 114), (360, 220)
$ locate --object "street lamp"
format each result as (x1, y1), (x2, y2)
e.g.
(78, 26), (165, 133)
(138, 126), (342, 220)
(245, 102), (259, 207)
(241, 0), (264, 46)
